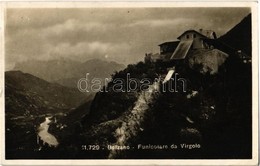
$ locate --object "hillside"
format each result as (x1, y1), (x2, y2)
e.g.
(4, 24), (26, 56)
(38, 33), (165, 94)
(5, 70), (88, 116)
(218, 14), (251, 56)
(52, 14), (252, 159)
(60, 49), (250, 159)
(14, 58), (125, 88)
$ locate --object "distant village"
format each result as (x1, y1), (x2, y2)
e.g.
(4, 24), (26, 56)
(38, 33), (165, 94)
(145, 29), (250, 63)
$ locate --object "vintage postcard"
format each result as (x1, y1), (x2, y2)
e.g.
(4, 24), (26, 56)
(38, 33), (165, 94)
(1, 1), (258, 166)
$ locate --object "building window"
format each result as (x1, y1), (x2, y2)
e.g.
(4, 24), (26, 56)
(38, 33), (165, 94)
(193, 34), (196, 38)
(186, 35), (189, 39)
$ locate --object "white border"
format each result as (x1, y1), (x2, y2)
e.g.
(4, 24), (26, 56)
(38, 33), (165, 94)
(0, 2), (258, 166)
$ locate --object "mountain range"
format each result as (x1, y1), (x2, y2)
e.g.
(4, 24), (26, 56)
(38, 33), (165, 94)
(14, 58), (125, 88)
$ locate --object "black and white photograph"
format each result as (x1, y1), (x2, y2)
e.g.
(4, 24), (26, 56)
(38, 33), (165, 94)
(2, 2), (258, 165)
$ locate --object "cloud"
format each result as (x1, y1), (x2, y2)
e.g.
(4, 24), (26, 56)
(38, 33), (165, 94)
(43, 19), (113, 36)
(46, 41), (131, 61)
(128, 18), (196, 27)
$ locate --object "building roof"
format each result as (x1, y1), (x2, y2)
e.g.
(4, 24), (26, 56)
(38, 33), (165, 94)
(177, 29), (217, 40)
(170, 40), (193, 59)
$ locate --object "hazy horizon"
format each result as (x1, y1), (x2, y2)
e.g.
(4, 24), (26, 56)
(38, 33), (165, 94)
(5, 7), (251, 70)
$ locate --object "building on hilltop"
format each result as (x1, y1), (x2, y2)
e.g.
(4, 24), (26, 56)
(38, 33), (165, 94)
(172, 29), (217, 60)
(145, 29), (218, 62)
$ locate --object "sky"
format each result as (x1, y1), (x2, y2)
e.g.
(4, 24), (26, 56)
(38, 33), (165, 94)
(5, 7), (251, 70)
